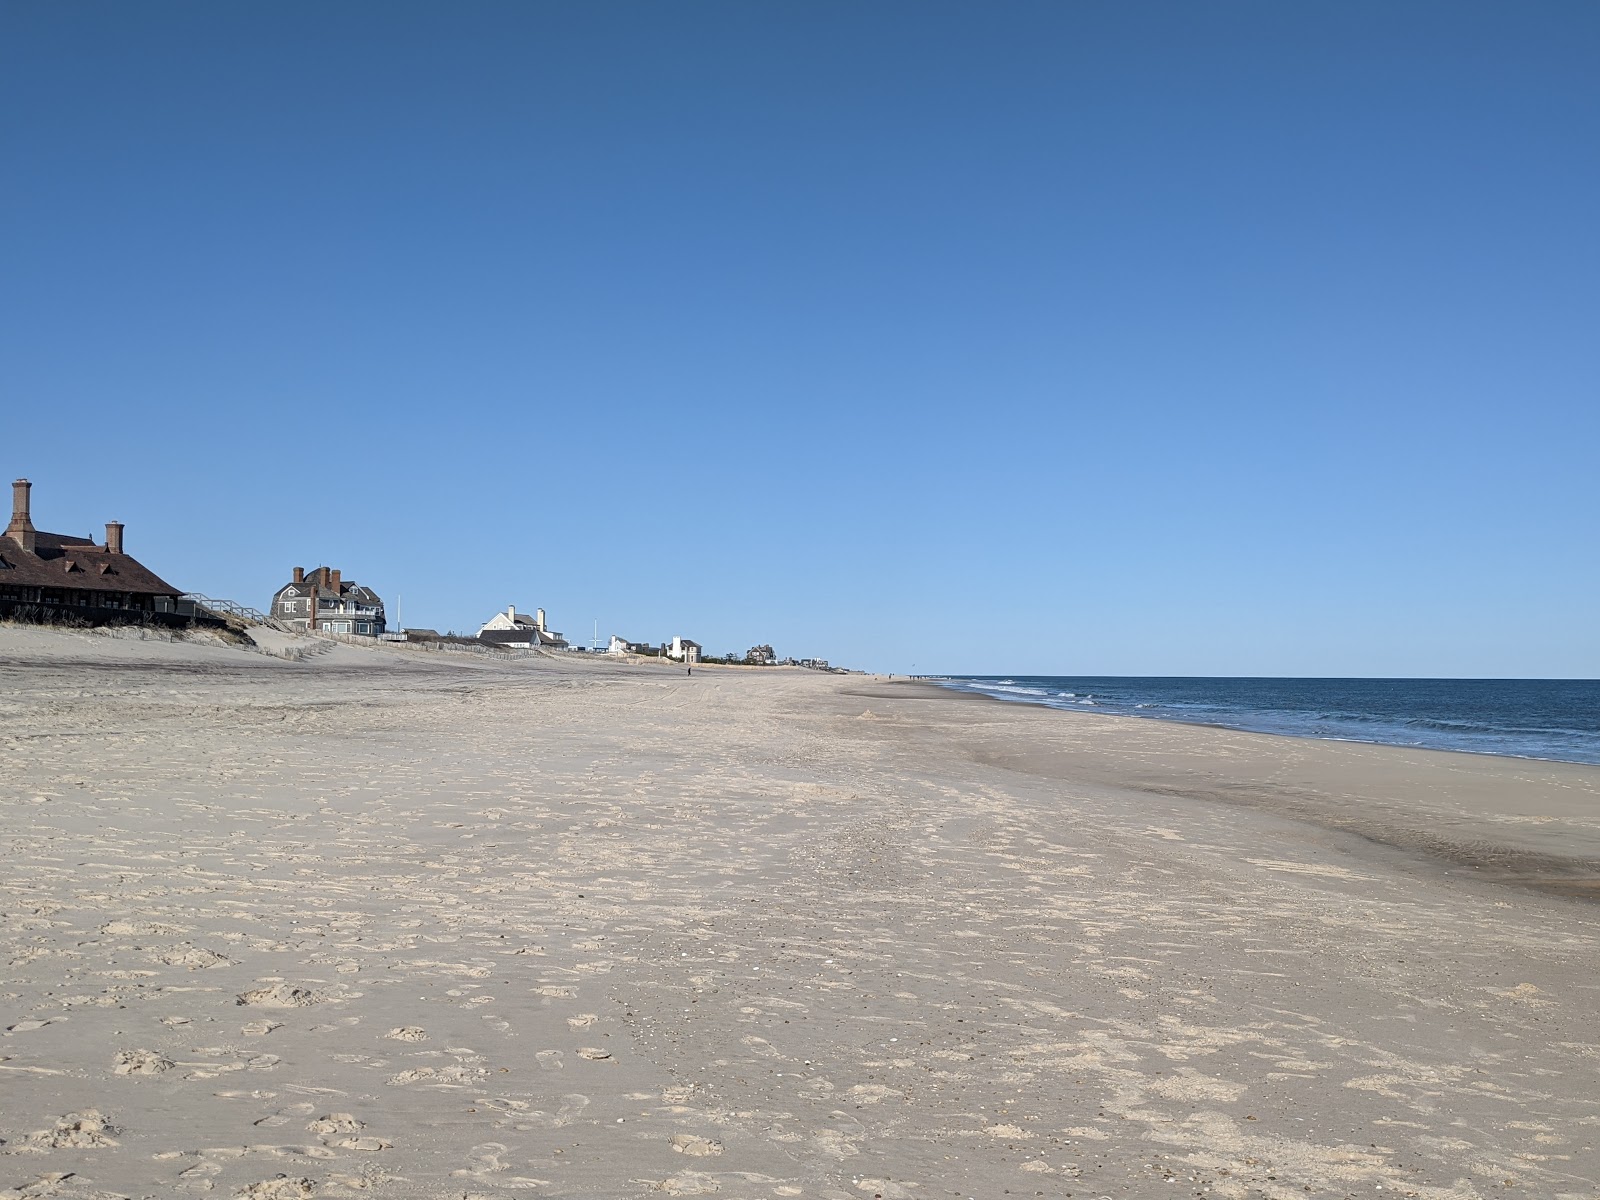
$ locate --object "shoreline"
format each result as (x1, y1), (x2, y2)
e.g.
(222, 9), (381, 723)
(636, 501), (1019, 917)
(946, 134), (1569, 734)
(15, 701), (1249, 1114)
(3, 628), (1598, 1197)
(919, 674), (1600, 769)
(854, 677), (1600, 901)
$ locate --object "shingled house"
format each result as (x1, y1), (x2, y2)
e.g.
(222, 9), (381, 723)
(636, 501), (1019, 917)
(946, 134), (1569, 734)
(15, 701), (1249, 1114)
(477, 605), (569, 649)
(0, 478), (186, 625)
(272, 566), (387, 636)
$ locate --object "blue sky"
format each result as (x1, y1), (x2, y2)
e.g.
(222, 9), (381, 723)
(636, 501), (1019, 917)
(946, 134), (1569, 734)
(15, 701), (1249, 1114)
(4, 2), (1597, 676)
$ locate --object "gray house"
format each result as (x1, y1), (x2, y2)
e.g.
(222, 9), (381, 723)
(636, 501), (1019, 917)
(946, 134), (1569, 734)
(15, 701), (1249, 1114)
(273, 566), (386, 636)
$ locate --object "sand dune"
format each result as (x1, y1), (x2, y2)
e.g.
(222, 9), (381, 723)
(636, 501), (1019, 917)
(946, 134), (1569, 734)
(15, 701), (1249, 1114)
(2, 627), (1597, 1199)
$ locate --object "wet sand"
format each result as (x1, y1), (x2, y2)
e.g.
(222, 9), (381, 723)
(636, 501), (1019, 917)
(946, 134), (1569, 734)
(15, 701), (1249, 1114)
(848, 681), (1600, 897)
(2, 627), (1597, 1199)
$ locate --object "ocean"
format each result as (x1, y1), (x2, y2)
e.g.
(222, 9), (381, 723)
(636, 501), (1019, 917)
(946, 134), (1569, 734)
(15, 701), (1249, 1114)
(936, 676), (1600, 766)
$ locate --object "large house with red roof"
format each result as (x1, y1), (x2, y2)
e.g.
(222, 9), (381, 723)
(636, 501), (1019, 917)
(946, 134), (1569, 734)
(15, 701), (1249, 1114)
(0, 477), (186, 626)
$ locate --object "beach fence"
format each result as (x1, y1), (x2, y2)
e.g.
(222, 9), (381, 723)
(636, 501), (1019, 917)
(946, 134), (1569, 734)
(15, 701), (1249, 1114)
(303, 629), (554, 659)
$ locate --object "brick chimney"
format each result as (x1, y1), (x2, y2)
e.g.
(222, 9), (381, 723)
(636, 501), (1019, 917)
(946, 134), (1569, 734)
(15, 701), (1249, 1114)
(105, 522), (124, 555)
(330, 568), (341, 593)
(293, 566), (304, 585)
(6, 478), (36, 554)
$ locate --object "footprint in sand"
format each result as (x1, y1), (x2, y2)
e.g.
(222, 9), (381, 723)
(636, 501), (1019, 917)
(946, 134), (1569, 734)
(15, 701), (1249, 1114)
(242, 1020), (283, 1037)
(384, 1026), (428, 1042)
(453, 1142), (510, 1177)
(813, 1126), (861, 1159)
(387, 1065), (486, 1086)
(482, 1092), (589, 1130)
(103, 920), (190, 936)
(306, 1113), (363, 1135)
(535, 1050), (565, 1071)
(854, 1179), (917, 1198)
(554, 1093), (589, 1124)
(740, 1035), (781, 1058)
(237, 984), (322, 1009)
(178, 1159), (223, 1190)
(236, 1180), (314, 1200)
(670, 1134), (724, 1157)
(23, 1111), (120, 1149)
(575, 1047), (613, 1062)
(654, 1172), (722, 1196)
(113, 1048), (175, 1076)
(336, 1135), (391, 1151)
(306, 1016), (360, 1032)
(449, 1143), (550, 1188)
(566, 1013), (597, 1029)
(158, 946), (235, 970)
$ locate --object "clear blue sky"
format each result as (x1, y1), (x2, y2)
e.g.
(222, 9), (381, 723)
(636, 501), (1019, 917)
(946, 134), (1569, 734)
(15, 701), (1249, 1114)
(4, 2), (1597, 676)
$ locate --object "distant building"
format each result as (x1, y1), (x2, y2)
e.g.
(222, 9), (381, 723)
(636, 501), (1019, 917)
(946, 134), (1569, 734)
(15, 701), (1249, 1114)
(607, 635), (660, 656)
(745, 644), (776, 665)
(0, 477), (185, 626)
(664, 636), (702, 664)
(478, 605), (569, 649)
(273, 566), (386, 636)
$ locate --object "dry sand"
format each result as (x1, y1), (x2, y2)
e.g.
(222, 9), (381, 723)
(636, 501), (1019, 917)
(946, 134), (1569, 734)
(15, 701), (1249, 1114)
(1, 627), (1597, 1200)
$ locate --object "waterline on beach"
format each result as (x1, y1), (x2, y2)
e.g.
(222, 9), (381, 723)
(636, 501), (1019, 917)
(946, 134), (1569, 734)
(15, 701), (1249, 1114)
(937, 675), (1600, 765)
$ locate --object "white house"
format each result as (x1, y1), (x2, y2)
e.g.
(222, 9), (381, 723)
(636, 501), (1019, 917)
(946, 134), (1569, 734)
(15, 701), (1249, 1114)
(664, 635), (701, 664)
(477, 605), (569, 649)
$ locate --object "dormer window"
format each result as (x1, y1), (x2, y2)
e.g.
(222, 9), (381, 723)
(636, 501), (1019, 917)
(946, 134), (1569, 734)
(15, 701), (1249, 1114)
(282, 586), (298, 597)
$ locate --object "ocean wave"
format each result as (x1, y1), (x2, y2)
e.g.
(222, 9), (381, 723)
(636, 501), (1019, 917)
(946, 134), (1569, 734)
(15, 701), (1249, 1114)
(975, 683), (1056, 699)
(935, 677), (1600, 765)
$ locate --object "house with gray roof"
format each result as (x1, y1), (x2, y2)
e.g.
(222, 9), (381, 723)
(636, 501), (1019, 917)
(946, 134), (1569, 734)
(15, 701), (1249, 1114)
(272, 566), (386, 636)
(477, 605), (569, 649)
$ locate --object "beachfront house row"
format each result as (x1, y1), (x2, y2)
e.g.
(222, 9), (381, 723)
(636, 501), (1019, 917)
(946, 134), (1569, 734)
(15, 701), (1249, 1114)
(477, 605), (570, 649)
(664, 636), (701, 664)
(273, 566), (386, 636)
(607, 635), (657, 655)
(0, 477), (186, 625)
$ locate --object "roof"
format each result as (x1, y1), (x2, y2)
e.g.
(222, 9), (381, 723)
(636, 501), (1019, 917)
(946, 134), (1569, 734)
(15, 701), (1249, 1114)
(0, 530), (182, 597)
(479, 627), (568, 647)
(274, 569), (383, 605)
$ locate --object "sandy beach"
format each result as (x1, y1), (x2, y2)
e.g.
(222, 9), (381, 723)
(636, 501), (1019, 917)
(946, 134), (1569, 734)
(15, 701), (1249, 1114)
(2, 628), (1597, 1200)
